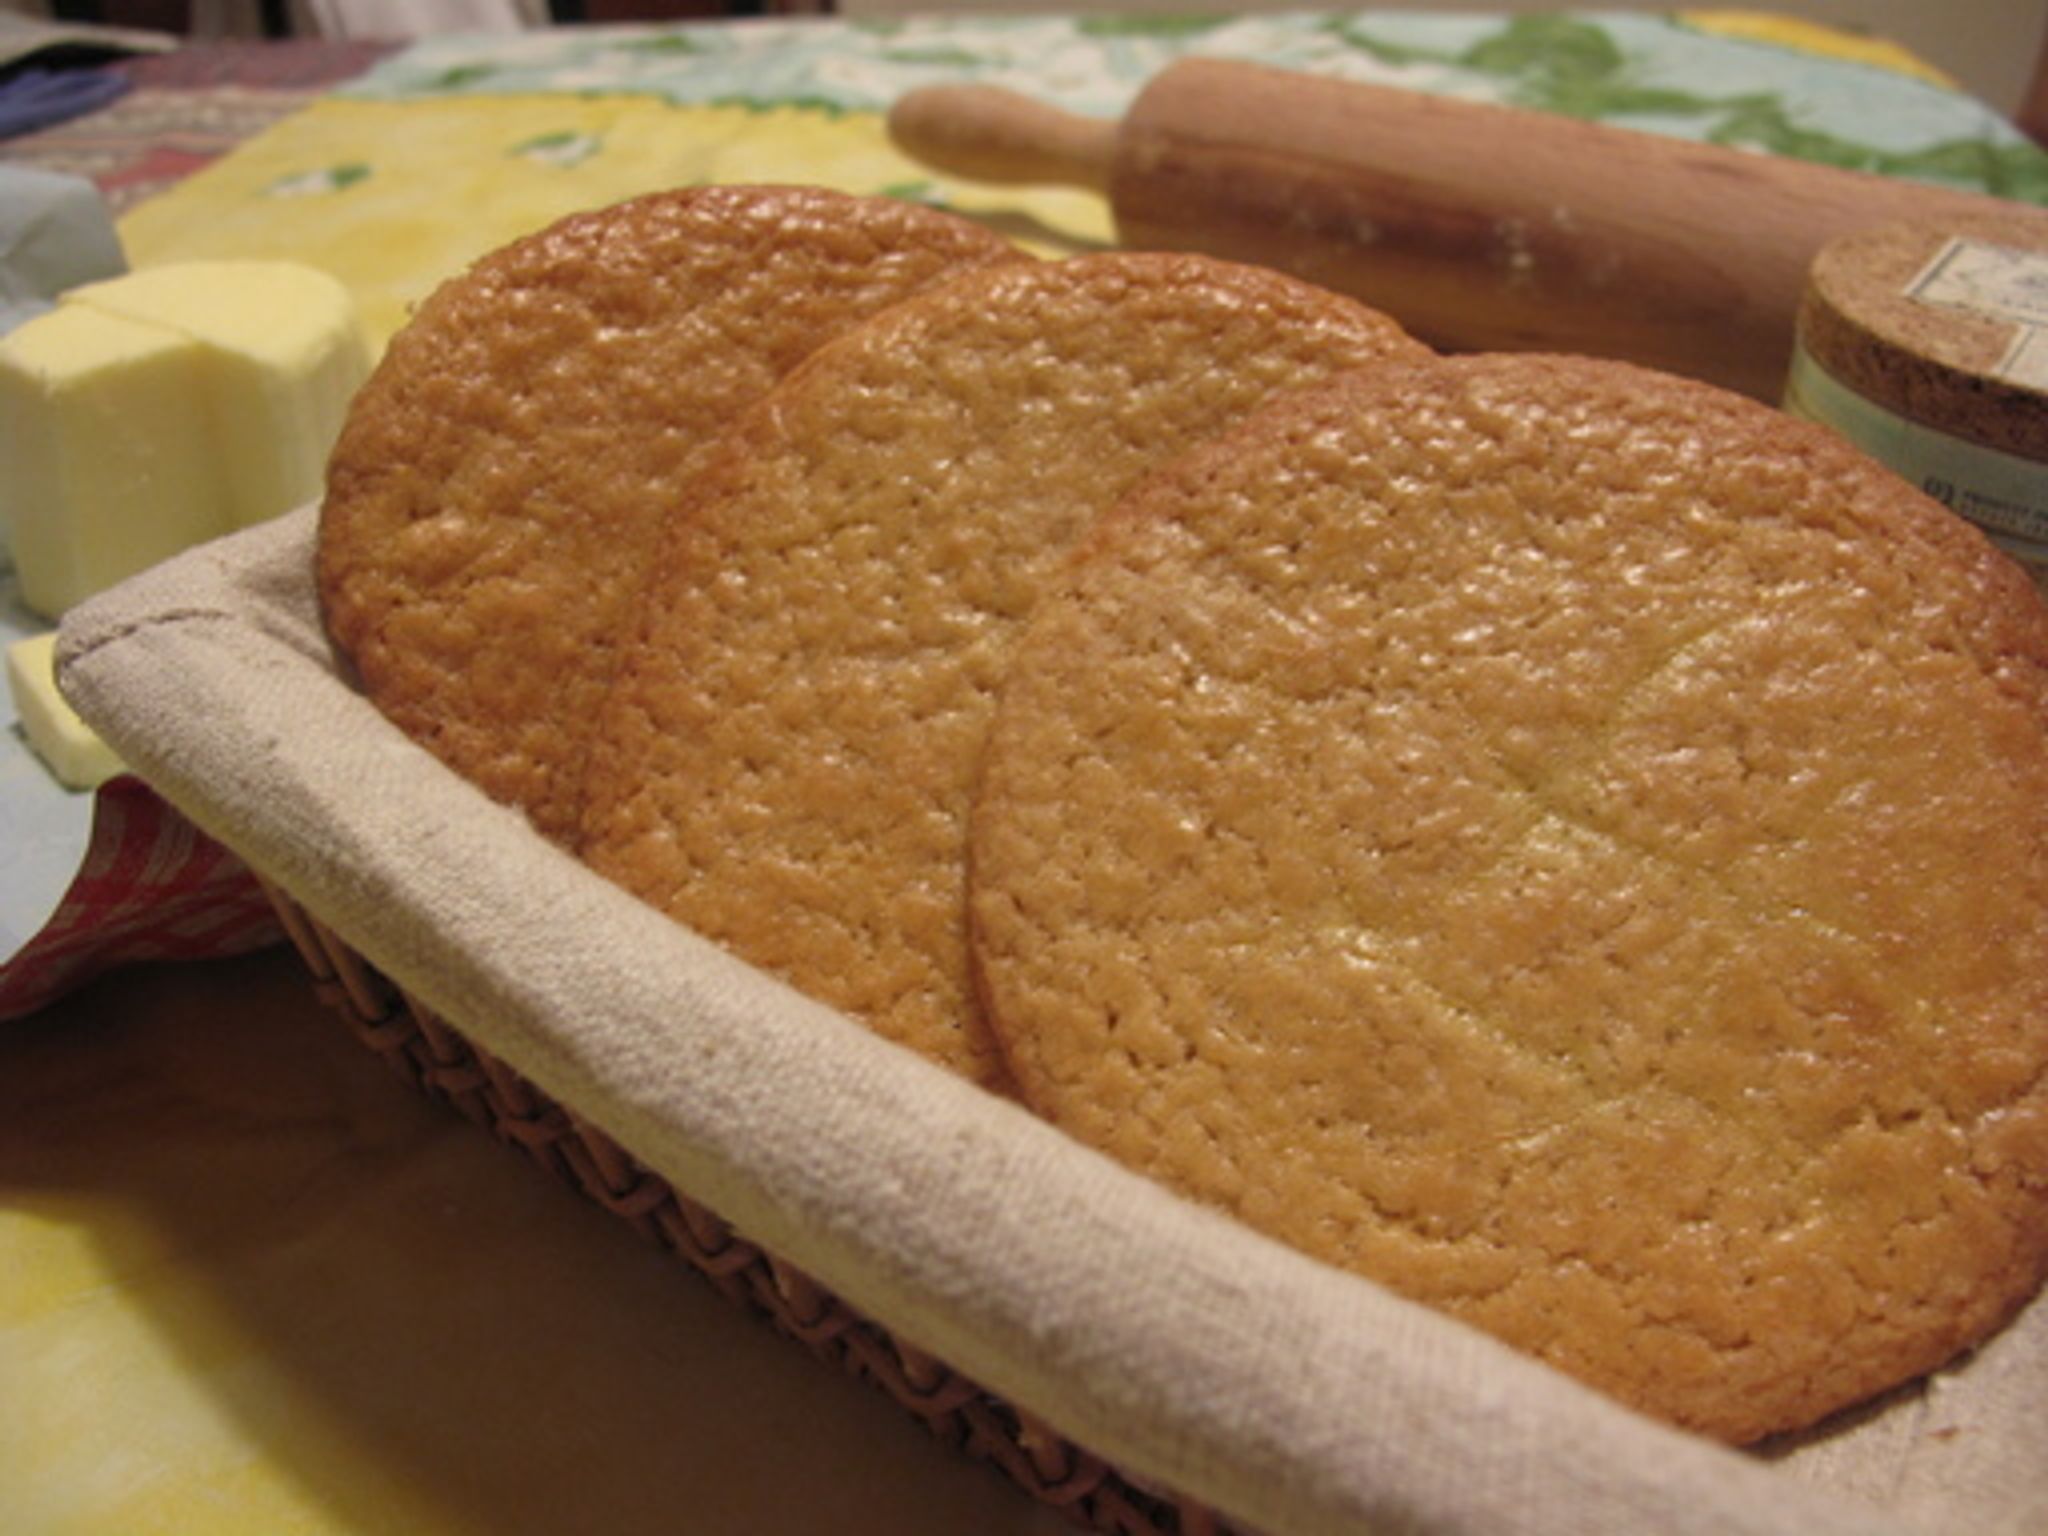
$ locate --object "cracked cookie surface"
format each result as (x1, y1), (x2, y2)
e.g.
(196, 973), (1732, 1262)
(318, 185), (1024, 842)
(577, 253), (1424, 1089)
(967, 353), (2048, 1442)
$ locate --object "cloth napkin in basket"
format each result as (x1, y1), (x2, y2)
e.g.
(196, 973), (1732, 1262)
(0, 778), (278, 1021)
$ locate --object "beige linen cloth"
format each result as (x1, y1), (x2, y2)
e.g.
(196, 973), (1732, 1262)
(58, 508), (2048, 1536)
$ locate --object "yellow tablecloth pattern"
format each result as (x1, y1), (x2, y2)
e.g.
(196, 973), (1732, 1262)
(118, 94), (1109, 345)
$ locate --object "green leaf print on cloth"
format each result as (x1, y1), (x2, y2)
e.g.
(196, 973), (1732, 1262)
(338, 12), (2046, 204)
(1324, 12), (2047, 199)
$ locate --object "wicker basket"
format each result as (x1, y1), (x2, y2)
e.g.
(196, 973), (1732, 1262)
(253, 871), (1233, 1536)
(62, 509), (2030, 1536)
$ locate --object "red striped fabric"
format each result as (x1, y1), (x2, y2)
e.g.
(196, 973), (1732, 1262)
(0, 777), (280, 1021)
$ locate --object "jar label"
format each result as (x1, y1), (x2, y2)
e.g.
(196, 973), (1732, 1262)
(1904, 237), (2048, 389)
(1997, 324), (2048, 392)
(1785, 343), (2048, 566)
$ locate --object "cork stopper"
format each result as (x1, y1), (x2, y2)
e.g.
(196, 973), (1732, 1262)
(1796, 209), (2048, 462)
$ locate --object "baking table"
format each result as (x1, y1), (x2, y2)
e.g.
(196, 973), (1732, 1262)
(3, 13), (2044, 1533)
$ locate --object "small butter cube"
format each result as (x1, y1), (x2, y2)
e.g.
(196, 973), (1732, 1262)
(69, 261), (374, 530)
(6, 632), (123, 790)
(0, 260), (373, 619)
(0, 303), (225, 618)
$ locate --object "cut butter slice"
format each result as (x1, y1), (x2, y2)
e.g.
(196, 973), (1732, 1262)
(6, 632), (123, 790)
(0, 260), (373, 618)
(1, 304), (221, 618)
(69, 263), (374, 532)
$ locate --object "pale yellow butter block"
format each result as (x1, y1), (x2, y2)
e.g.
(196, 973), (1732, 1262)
(0, 260), (373, 619)
(69, 261), (374, 530)
(0, 303), (224, 619)
(6, 632), (123, 790)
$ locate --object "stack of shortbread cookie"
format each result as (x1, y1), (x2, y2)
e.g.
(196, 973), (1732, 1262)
(319, 185), (2048, 1447)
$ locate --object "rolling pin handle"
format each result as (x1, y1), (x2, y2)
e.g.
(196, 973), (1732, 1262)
(887, 84), (1116, 194)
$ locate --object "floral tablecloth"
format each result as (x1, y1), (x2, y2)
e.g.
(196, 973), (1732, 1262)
(110, 10), (2048, 345)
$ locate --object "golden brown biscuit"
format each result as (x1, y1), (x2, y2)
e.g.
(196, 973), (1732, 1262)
(319, 185), (1025, 841)
(967, 352), (2048, 1442)
(578, 253), (1426, 1089)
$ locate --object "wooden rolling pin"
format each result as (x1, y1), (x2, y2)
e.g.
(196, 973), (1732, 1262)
(889, 58), (2033, 399)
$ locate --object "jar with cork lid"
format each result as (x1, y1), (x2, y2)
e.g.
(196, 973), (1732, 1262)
(1787, 209), (2048, 591)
